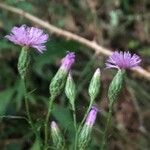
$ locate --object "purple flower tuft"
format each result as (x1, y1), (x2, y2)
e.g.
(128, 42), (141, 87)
(5, 25), (49, 53)
(106, 51), (141, 69)
(60, 52), (75, 71)
(85, 106), (98, 127)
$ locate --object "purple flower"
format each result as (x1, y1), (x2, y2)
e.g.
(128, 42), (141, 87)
(85, 106), (98, 127)
(5, 25), (49, 53)
(60, 52), (75, 71)
(106, 51), (141, 69)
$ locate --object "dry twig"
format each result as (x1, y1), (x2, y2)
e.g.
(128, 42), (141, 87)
(0, 3), (150, 80)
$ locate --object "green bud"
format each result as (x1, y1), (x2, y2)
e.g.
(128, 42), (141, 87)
(108, 69), (125, 106)
(65, 73), (76, 106)
(17, 47), (30, 79)
(78, 106), (98, 150)
(49, 69), (67, 99)
(78, 124), (91, 150)
(51, 121), (65, 150)
(88, 68), (101, 101)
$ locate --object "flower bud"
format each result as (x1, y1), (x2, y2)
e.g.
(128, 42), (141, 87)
(17, 47), (30, 79)
(51, 121), (65, 150)
(49, 52), (75, 99)
(88, 68), (101, 101)
(108, 69), (125, 106)
(78, 106), (98, 149)
(65, 72), (76, 106)
(60, 52), (75, 72)
(85, 106), (98, 127)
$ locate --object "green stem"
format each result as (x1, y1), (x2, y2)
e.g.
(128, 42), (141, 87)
(74, 132), (78, 150)
(22, 79), (35, 131)
(72, 104), (77, 150)
(18, 48), (42, 148)
(80, 100), (93, 130)
(100, 105), (113, 150)
(22, 79), (42, 148)
(44, 96), (54, 150)
(72, 104), (77, 131)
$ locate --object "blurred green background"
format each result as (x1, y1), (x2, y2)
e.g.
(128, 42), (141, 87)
(0, 0), (150, 150)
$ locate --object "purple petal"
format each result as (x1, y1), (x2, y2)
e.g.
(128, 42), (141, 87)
(5, 25), (49, 53)
(106, 51), (141, 69)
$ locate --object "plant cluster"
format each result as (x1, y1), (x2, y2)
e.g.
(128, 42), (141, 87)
(4, 25), (141, 150)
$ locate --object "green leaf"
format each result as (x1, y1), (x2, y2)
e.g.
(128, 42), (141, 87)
(14, 79), (24, 111)
(0, 40), (15, 50)
(30, 138), (41, 150)
(0, 88), (15, 115)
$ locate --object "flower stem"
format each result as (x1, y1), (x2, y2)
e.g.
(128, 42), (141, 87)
(74, 132), (78, 150)
(72, 104), (77, 150)
(80, 100), (93, 130)
(100, 105), (113, 150)
(72, 104), (77, 131)
(22, 79), (35, 131)
(44, 96), (54, 150)
(22, 79), (42, 149)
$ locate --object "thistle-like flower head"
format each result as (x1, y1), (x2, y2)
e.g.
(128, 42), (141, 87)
(85, 106), (98, 127)
(106, 51), (141, 69)
(5, 25), (49, 53)
(60, 52), (75, 71)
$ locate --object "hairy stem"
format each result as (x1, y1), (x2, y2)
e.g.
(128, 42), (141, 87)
(72, 104), (77, 150)
(22, 79), (35, 131)
(22, 79), (42, 148)
(100, 106), (113, 150)
(72, 104), (77, 132)
(44, 97), (54, 150)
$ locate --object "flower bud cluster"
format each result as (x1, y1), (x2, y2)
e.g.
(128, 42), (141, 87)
(49, 52), (75, 99)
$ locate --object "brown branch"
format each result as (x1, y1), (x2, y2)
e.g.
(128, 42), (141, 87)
(0, 2), (150, 80)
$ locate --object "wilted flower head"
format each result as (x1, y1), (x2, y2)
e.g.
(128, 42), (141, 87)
(106, 51), (141, 69)
(85, 106), (98, 127)
(60, 52), (75, 71)
(5, 25), (49, 53)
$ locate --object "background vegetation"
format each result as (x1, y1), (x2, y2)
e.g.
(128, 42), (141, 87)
(0, 0), (150, 150)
